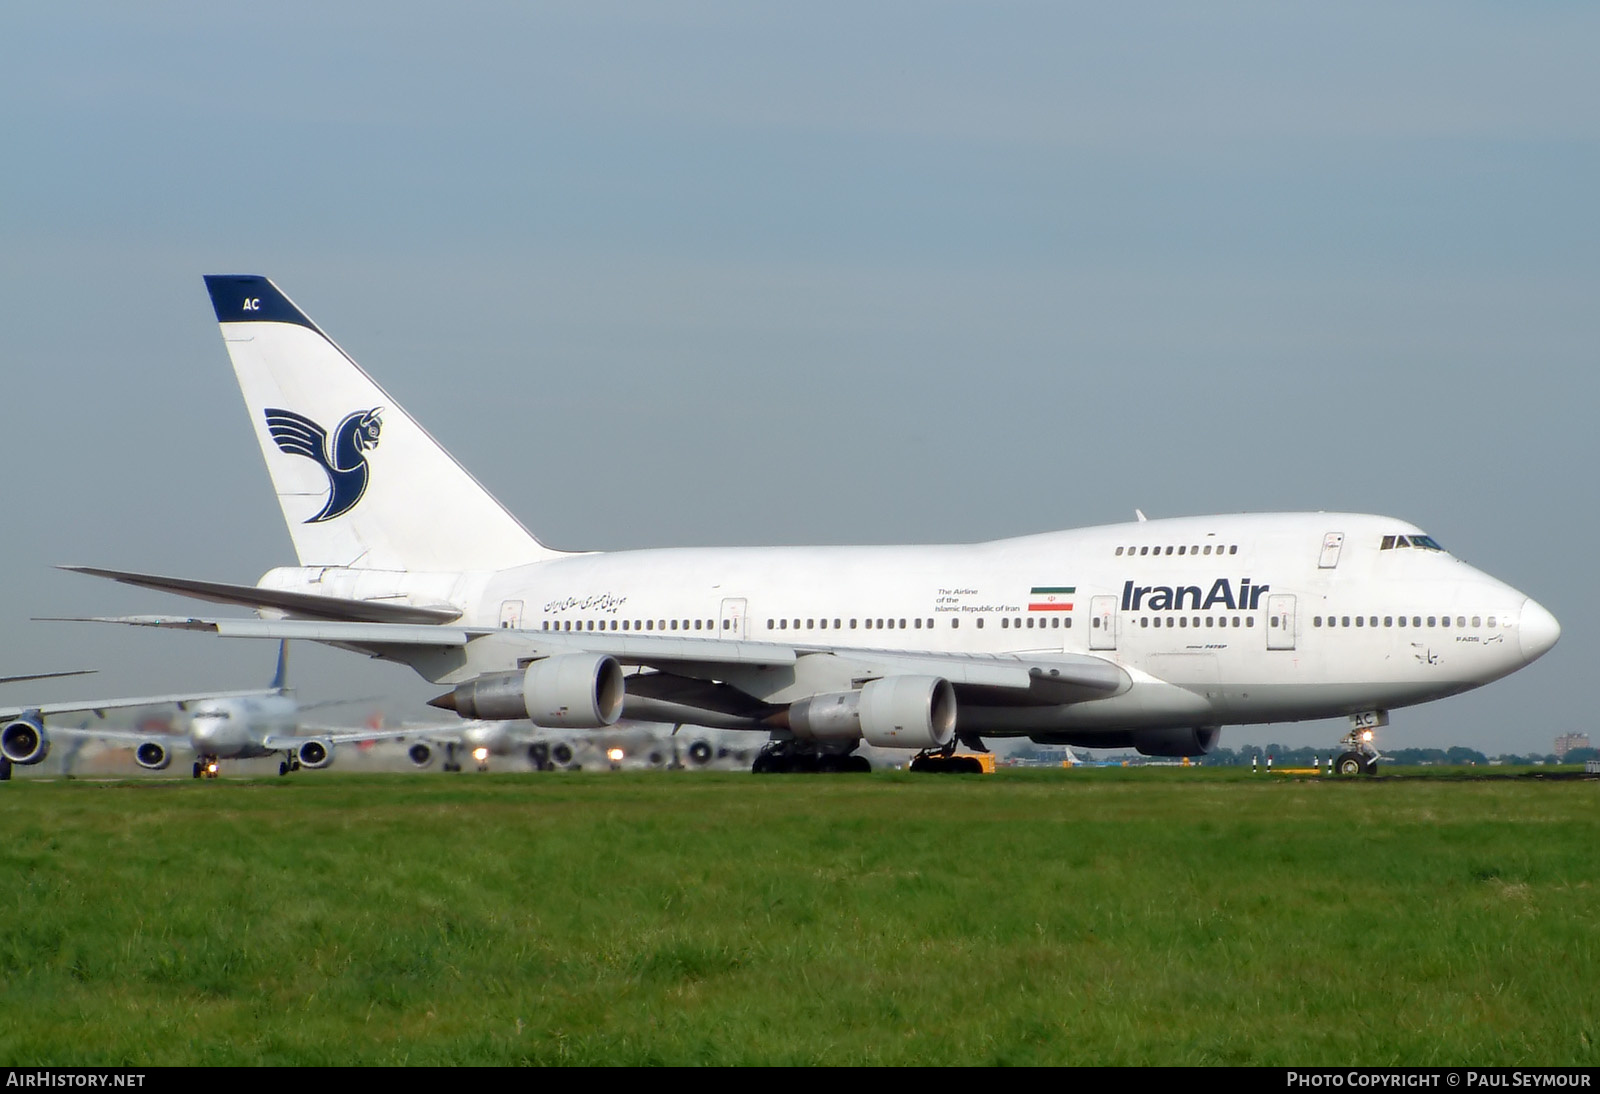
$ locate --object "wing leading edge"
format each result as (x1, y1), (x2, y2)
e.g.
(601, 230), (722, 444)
(61, 615), (1130, 701)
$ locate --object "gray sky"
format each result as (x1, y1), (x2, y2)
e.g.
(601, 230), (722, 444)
(2, 3), (1594, 754)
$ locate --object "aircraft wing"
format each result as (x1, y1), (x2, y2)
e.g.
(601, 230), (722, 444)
(0, 688), (284, 722)
(64, 615), (1130, 699)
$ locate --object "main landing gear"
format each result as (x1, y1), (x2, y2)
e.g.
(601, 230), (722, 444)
(440, 741), (464, 772)
(1333, 712), (1387, 776)
(276, 754), (301, 777)
(909, 753), (986, 774)
(752, 741), (871, 774)
(908, 736), (989, 774)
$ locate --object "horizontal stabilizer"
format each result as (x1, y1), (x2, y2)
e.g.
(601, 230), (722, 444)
(0, 669), (95, 686)
(59, 565), (461, 624)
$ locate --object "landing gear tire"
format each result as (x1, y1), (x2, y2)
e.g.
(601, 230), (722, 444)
(752, 743), (863, 774)
(279, 761), (290, 776)
(1, 758), (11, 782)
(192, 762), (202, 780)
(1335, 752), (1372, 776)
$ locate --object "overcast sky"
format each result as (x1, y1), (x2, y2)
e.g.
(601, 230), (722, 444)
(1, 3), (1594, 754)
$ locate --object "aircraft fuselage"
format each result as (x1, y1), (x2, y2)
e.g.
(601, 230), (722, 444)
(258, 511), (1556, 740)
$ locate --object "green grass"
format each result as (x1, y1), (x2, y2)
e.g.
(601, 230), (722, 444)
(3, 769), (1597, 1065)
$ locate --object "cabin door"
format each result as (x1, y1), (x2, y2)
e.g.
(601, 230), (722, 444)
(1319, 532), (1345, 569)
(719, 597), (748, 640)
(1266, 594), (1297, 650)
(1089, 595), (1118, 650)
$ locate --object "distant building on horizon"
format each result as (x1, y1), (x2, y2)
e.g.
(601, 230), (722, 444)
(1554, 732), (1591, 760)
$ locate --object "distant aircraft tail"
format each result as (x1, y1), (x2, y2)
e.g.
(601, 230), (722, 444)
(203, 275), (565, 572)
(271, 640), (288, 692)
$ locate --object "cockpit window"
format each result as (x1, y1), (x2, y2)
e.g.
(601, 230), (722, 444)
(1381, 533), (1445, 552)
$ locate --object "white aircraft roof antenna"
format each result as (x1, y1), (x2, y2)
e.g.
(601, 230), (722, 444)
(1135, 509), (1148, 522)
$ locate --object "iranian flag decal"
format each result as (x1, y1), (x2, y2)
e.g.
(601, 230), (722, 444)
(1028, 586), (1075, 611)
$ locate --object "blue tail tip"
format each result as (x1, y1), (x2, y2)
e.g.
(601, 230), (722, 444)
(203, 274), (315, 329)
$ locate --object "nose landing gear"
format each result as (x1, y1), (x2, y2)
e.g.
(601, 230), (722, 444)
(1333, 712), (1387, 775)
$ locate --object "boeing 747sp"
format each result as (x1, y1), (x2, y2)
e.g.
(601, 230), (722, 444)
(64, 276), (1560, 774)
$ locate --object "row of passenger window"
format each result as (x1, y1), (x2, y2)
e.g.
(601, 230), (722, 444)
(1116, 544), (1239, 557)
(1315, 614), (1497, 629)
(1136, 616), (1255, 629)
(539, 614), (1081, 635)
(767, 617), (934, 631)
(764, 615), (1075, 631)
(541, 619), (723, 632)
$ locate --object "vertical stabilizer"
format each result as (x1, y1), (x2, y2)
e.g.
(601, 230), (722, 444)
(271, 640), (289, 692)
(203, 275), (563, 572)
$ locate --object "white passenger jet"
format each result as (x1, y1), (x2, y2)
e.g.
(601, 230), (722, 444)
(1, 642), (414, 778)
(64, 275), (1561, 775)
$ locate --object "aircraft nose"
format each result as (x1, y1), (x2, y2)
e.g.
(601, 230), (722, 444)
(1518, 597), (1560, 663)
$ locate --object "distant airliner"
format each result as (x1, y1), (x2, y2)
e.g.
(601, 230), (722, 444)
(64, 275), (1560, 775)
(2, 643), (415, 778)
(402, 718), (756, 772)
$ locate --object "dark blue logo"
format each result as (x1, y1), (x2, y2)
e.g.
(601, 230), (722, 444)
(264, 408), (383, 523)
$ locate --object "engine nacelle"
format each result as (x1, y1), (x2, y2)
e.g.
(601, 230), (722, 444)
(297, 739), (334, 769)
(135, 741), (172, 771)
(441, 654), (624, 728)
(787, 691), (863, 741)
(861, 676), (957, 750)
(789, 676), (957, 751)
(1132, 726), (1222, 757)
(408, 743), (434, 767)
(686, 739), (714, 766)
(0, 714), (49, 766)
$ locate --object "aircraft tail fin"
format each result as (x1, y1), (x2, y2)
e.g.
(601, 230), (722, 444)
(271, 640), (288, 693)
(203, 275), (565, 572)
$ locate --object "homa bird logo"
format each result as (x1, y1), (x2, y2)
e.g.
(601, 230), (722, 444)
(264, 407), (383, 523)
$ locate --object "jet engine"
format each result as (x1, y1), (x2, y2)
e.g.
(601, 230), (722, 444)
(433, 654), (624, 728)
(1131, 726), (1221, 757)
(135, 741), (172, 771)
(0, 713), (49, 766)
(408, 743), (434, 767)
(686, 739), (714, 766)
(788, 676), (956, 751)
(297, 739), (334, 769)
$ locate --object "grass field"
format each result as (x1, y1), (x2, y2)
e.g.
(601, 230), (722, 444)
(3, 768), (1597, 1066)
